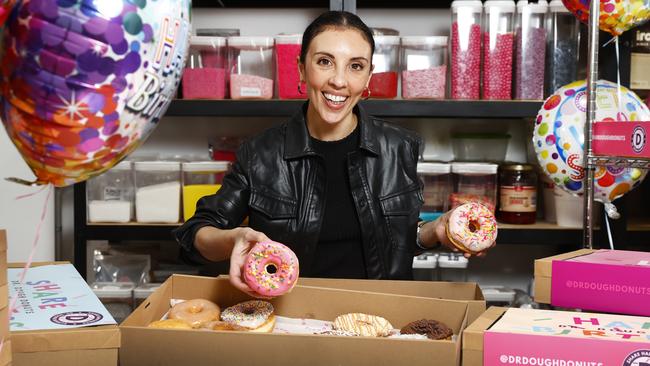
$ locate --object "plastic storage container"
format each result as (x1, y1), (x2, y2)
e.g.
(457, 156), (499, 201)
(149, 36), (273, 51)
(451, 133), (510, 162)
(275, 34), (305, 99)
(134, 283), (162, 308)
(182, 36), (227, 99)
(417, 162), (451, 221)
(437, 253), (469, 282)
(91, 282), (135, 324)
(450, 162), (499, 212)
(482, 0), (516, 100)
(514, 0), (547, 100)
(182, 161), (230, 221)
(498, 163), (538, 224)
(545, 0), (580, 96)
(87, 160), (134, 223)
(228, 36), (274, 99)
(400, 36), (448, 99)
(450, 0), (483, 99)
(134, 161), (181, 223)
(412, 252), (439, 281)
(369, 35), (400, 99)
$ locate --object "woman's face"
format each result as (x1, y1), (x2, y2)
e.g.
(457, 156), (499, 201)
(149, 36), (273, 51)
(299, 27), (372, 129)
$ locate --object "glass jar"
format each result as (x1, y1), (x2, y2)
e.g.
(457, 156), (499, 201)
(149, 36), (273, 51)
(450, 0), (483, 99)
(275, 34), (304, 99)
(134, 161), (181, 223)
(227, 36), (274, 100)
(182, 36), (227, 99)
(514, 0), (547, 100)
(545, 0), (580, 96)
(498, 163), (537, 224)
(400, 36), (448, 99)
(87, 160), (134, 223)
(482, 0), (516, 100)
(417, 162), (451, 220)
(182, 161), (230, 221)
(450, 162), (498, 212)
(369, 35), (400, 99)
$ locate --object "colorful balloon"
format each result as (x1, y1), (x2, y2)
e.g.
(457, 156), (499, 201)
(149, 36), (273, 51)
(561, 0), (650, 36)
(533, 80), (648, 215)
(0, 0), (190, 187)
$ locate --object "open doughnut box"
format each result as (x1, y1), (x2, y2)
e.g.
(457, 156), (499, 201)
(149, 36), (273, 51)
(534, 249), (650, 316)
(463, 306), (650, 366)
(120, 274), (471, 366)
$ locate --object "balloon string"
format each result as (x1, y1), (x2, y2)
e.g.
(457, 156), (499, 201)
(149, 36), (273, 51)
(615, 36), (623, 118)
(14, 183), (47, 200)
(1, 183), (54, 355)
(604, 206), (614, 250)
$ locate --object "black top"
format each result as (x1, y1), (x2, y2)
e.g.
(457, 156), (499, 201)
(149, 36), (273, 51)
(309, 124), (366, 279)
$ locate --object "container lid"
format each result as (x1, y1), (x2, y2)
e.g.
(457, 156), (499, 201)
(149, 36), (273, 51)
(437, 253), (469, 268)
(549, 0), (570, 12)
(190, 35), (226, 47)
(450, 0), (483, 11)
(417, 162), (451, 174)
(134, 161), (181, 172)
(274, 34), (302, 44)
(484, 0), (516, 13)
(371, 27), (400, 36)
(134, 283), (162, 298)
(401, 36), (448, 47)
(110, 160), (132, 171)
(516, 0), (548, 13)
(451, 162), (499, 174)
(451, 133), (511, 140)
(373, 35), (400, 45)
(91, 282), (135, 298)
(182, 161), (230, 172)
(227, 36), (274, 48)
(500, 163), (534, 171)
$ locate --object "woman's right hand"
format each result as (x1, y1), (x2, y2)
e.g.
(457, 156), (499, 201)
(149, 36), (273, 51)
(228, 227), (271, 298)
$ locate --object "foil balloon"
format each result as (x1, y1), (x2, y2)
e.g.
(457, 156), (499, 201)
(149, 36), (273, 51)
(0, 0), (190, 187)
(561, 0), (650, 36)
(533, 79), (648, 218)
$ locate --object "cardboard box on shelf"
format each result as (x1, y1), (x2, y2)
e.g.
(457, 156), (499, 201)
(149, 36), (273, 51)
(534, 249), (650, 316)
(463, 306), (650, 366)
(121, 275), (469, 366)
(0, 231), (8, 287)
(8, 262), (120, 366)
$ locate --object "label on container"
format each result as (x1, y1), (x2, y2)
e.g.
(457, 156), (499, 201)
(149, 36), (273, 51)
(103, 186), (122, 201)
(499, 185), (536, 212)
(240, 87), (262, 97)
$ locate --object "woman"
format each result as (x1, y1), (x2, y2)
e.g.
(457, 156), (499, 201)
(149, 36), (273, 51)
(174, 11), (481, 297)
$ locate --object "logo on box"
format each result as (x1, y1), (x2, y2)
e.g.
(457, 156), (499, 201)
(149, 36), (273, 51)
(632, 126), (647, 153)
(624, 350), (650, 366)
(50, 311), (104, 326)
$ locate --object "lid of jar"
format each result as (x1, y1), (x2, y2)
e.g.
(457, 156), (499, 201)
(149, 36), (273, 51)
(500, 163), (535, 171)
(190, 35), (226, 48)
(182, 161), (230, 172)
(450, 0), (483, 11)
(484, 0), (516, 13)
(401, 36), (448, 47)
(110, 160), (132, 171)
(134, 161), (181, 172)
(134, 283), (162, 298)
(516, 0), (548, 13)
(417, 162), (451, 174)
(91, 282), (135, 298)
(451, 162), (499, 174)
(274, 33), (302, 44)
(227, 36), (274, 48)
(548, 0), (569, 12)
(373, 35), (400, 45)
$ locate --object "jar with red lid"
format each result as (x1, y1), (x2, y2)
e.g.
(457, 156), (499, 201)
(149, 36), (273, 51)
(498, 164), (537, 224)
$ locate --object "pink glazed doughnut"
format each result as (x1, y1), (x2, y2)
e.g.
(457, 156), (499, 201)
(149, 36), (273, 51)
(243, 241), (299, 297)
(446, 202), (498, 254)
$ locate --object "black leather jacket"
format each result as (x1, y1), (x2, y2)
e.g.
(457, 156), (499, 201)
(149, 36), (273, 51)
(174, 103), (424, 279)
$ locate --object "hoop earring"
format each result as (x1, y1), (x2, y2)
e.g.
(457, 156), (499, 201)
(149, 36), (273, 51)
(363, 87), (371, 100)
(298, 82), (305, 95)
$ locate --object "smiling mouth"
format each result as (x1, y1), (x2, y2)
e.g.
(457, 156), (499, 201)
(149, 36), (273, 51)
(323, 92), (348, 105)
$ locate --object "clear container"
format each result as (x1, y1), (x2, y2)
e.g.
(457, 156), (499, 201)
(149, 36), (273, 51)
(451, 133), (511, 162)
(437, 253), (469, 282)
(134, 161), (181, 223)
(417, 162), (451, 221)
(412, 252), (439, 281)
(545, 0), (580, 96)
(228, 36), (274, 100)
(450, 162), (499, 212)
(450, 0), (483, 100)
(369, 35), (400, 99)
(482, 0), (516, 100)
(514, 1), (547, 100)
(400, 36), (448, 99)
(182, 36), (227, 99)
(182, 161), (230, 221)
(275, 34), (304, 99)
(91, 282), (135, 324)
(87, 161), (134, 223)
(133, 283), (162, 308)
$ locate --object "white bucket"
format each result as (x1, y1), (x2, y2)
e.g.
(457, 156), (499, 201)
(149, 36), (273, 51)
(553, 186), (602, 227)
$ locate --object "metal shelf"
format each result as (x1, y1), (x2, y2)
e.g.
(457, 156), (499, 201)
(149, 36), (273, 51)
(588, 156), (650, 169)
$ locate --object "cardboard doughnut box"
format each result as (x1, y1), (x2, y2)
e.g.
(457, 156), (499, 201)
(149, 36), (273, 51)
(0, 231), (10, 366)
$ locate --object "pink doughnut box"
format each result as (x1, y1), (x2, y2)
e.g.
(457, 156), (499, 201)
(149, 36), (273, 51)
(592, 121), (650, 159)
(463, 306), (650, 366)
(534, 249), (650, 317)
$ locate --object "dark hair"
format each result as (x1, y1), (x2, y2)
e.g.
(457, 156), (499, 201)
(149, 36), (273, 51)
(300, 11), (375, 64)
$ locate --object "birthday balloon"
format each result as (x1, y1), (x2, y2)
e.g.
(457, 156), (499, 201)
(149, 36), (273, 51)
(562, 0), (650, 36)
(533, 80), (648, 215)
(0, 0), (190, 187)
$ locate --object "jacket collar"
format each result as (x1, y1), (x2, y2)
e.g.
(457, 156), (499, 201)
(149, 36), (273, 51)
(284, 102), (380, 159)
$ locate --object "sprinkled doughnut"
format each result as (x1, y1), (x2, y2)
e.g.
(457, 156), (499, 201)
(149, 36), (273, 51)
(168, 298), (221, 328)
(244, 241), (299, 297)
(446, 202), (498, 254)
(221, 300), (276, 333)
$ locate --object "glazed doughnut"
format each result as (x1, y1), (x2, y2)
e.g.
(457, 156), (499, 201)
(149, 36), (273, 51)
(202, 320), (249, 332)
(168, 298), (221, 328)
(221, 300), (276, 333)
(244, 241), (299, 297)
(446, 202), (498, 254)
(148, 319), (192, 329)
(333, 313), (393, 337)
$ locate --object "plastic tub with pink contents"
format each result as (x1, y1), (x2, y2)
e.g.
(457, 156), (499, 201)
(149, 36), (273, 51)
(275, 34), (305, 99)
(450, 0), (483, 100)
(400, 36), (448, 99)
(182, 36), (227, 99)
(227, 36), (275, 100)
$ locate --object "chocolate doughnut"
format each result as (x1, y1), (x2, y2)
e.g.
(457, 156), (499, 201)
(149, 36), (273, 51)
(400, 319), (453, 340)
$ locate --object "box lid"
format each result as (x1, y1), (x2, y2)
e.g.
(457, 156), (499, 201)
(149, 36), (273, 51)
(463, 306), (507, 352)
